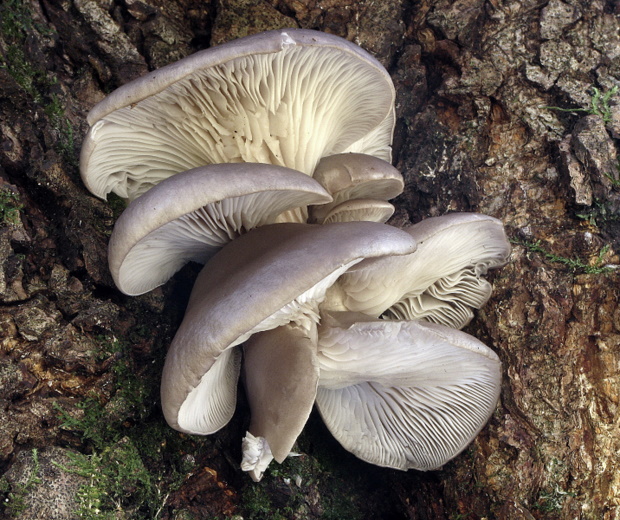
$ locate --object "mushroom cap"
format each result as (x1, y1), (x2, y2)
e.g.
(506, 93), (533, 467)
(321, 199), (395, 224)
(107, 163), (332, 296)
(242, 322), (320, 481)
(81, 29), (395, 200)
(309, 153), (404, 223)
(160, 222), (417, 435)
(315, 312), (502, 471)
(328, 213), (511, 328)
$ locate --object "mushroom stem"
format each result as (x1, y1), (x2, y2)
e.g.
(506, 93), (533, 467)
(242, 321), (320, 480)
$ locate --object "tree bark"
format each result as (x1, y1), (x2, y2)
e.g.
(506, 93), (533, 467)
(1, 0), (619, 518)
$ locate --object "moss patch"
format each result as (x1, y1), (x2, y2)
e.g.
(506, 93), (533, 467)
(0, 188), (23, 225)
(53, 334), (203, 519)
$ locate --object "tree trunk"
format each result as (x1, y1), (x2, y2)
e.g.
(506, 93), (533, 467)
(1, 0), (619, 518)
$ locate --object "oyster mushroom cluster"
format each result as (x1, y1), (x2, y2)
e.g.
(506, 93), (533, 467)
(80, 29), (511, 482)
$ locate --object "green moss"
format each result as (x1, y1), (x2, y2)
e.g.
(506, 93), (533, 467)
(2, 45), (45, 102)
(544, 85), (619, 124)
(54, 420), (201, 519)
(512, 238), (615, 275)
(1, 0), (47, 100)
(576, 198), (620, 227)
(1, 0), (76, 165)
(56, 437), (162, 520)
(0, 0), (44, 40)
(45, 93), (77, 166)
(0, 188), (23, 225)
(107, 193), (128, 220)
(53, 332), (198, 519)
(0, 449), (41, 516)
(55, 397), (115, 448)
(237, 419), (380, 520)
(240, 485), (285, 520)
(589, 86), (618, 124)
(604, 160), (620, 188)
(56, 336), (158, 447)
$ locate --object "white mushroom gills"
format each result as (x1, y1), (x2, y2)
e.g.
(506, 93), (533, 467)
(321, 199), (395, 224)
(108, 164), (332, 296)
(315, 316), (502, 471)
(330, 213), (511, 328)
(81, 30), (395, 200)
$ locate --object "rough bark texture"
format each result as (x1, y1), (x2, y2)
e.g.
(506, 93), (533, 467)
(1, 0), (620, 518)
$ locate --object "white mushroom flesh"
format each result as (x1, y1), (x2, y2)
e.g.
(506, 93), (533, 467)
(241, 432), (275, 482)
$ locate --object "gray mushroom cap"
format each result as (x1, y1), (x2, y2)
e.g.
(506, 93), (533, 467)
(160, 222), (417, 437)
(315, 312), (502, 471)
(107, 163), (332, 296)
(323, 213), (511, 328)
(309, 153), (404, 223)
(80, 29), (395, 200)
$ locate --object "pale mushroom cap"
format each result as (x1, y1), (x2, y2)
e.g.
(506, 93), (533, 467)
(242, 322), (320, 481)
(160, 222), (417, 435)
(81, 29), (395, 200)
(321, 199), (395, 224)
(107, 163), (332, 296)
(329, 213), (511, 328)
(310, 153), (404, 222)
(315, 313), (502, 471)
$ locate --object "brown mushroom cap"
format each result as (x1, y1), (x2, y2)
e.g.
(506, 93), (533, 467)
(81, 29), (395, 200)
(107, 162), (332, 296)
(160, 222), (417, 436)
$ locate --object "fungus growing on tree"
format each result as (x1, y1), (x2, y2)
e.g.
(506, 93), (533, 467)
(309, 153), (404, 224)
(315, 312), (502, 471)
(80, 28), (511, 483)
(323, 213), (511, 328)
(159, 222), (417, 442)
